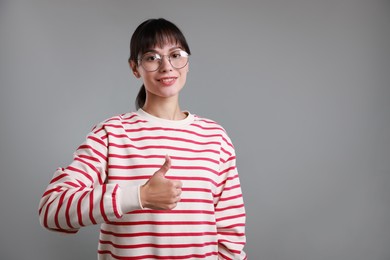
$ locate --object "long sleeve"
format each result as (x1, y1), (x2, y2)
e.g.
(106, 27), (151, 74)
(38, 124), (139, 233)
(215, 134), (247, 259)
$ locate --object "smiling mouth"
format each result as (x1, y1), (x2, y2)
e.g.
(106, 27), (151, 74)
(158, 77), (177, 85)
(159, 77), (176, 83)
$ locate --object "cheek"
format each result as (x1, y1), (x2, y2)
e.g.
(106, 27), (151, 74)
(179, 69), (188, 83)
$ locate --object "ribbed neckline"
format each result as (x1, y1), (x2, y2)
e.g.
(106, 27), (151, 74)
(136, 108), (195, 127)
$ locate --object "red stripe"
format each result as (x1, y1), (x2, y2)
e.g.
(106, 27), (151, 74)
(73, 157), (103, 185)
(65, 192), (76, 229)
(218, 239), (246, 245)
(89, 190), (97, 224)
(109, 175), (149, 181)
(221, 184), (241, 192)
(221, 135), (234, 149)
(216, 213), (246, 222)
(66, 166), (93, 184)
(100, 185), (109, 222)
(182, 187), (211, 193)
(214, 184), (241, 197)
(221, 223), (245, 229)
(108, 164), (219, 176)
(108, 220), (216, 226)
(92, 125), (105, 135)
(88, 135), (107, 147)
(218, 194), (243, 202)
(76, 179), (87, 187)
(64, 181), (79, 188)
(112, 184), (121, 218)
(220, 155), (235, 164)
(218, 231), (245, 237)
(191, 123), (224, 131)
(180, 198), (214, 204)
(79, 145), (107, 162)
(50, 173), (68, 184)
(41, 186), (61, 198)
(219, 251), (231, 260)
(99, 240), (218, 249)
(124, 126), (222, 139)
(196, 118), (218, 124)
(130, 209), (214, 215)
(108, 164), (160, 170)
(54, 190), (68, 229)
(126, 135), (221, 146)
(215, 203), (245, 212)
(104, 117), (122, 124)
(218, 175), (239, 187)
(97, 250), (218, 259)
(123, 119), (148, 125)
(43, 198), (56, 229)
(221, 147), (232, 157)
(100, 229), (218, 237)
(78, 154), (100, 163)
(88, 136), (107, 148)
(121, 113), (137, 120)
(77, 190), (89, 226)
(219, 166), (236, 176)
(77, 145), (107, 161)
(108, 175), (218, 187)
(109, 142), (220, 154)
(108, 153), (219, 165)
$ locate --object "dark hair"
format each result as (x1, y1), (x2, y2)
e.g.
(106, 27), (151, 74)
(129, 18), (191, 109)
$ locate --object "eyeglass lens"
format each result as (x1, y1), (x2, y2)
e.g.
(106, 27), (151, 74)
(140, 50), (189, 72)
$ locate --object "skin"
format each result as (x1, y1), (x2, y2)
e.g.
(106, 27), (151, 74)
(129, 43), (189, 210)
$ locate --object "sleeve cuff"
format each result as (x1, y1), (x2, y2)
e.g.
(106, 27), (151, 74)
(118, 184), (144, 214)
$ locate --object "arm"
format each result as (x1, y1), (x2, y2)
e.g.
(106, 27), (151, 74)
(38, 125), (140, 233)
(215, 134), (247, 259)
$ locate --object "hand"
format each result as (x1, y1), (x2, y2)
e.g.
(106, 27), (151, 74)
(140, 155), (182, 210)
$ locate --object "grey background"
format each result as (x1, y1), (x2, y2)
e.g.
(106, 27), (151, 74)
(1, 0), (389, 259)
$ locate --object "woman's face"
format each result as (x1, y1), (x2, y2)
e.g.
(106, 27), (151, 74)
(131, 43), (189, 102)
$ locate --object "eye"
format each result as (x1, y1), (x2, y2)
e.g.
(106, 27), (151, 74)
(142, 53), (161, 62)
(170, 50), (187, 59)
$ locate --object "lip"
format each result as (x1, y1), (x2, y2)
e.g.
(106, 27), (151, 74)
(157, 77), (177, 86)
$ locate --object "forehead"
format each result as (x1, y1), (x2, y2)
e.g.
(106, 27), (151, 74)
(145, 44), (182, 53)
(140, 33), (181, 52)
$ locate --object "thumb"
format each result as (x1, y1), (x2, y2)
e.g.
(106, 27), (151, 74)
(155, 155), (171, 177)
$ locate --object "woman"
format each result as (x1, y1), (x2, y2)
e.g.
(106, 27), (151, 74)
(39, 18), (247, 259)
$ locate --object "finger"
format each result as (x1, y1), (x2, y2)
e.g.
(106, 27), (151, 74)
(157, 155), (171, 176)
(173, 180), (183, 189)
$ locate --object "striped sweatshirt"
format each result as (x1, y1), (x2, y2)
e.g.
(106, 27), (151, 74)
(39, 109), (247, 259)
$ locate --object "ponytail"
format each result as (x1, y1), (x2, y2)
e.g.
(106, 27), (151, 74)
(135, 84), (146, 110)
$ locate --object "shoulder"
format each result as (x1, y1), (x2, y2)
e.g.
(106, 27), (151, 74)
(88, 111), (144, 135)
(93, 112), (142, 128)
(192, 114), (234, 145)
(192, 114), (226, 131)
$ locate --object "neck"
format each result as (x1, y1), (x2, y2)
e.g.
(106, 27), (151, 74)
(142, 95), (186, 120)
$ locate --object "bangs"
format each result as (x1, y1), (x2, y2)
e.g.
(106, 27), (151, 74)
(139, 27), (184, 54)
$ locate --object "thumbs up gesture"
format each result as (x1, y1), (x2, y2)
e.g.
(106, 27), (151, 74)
(140, 155), (183, 210)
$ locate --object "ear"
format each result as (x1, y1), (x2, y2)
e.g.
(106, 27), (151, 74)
(129, 60), (141, 78)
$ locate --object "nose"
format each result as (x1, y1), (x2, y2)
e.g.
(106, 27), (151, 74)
(159, 55), (173, 72)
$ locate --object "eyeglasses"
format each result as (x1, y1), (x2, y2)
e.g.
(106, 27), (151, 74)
(138, 50), (189, 72)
